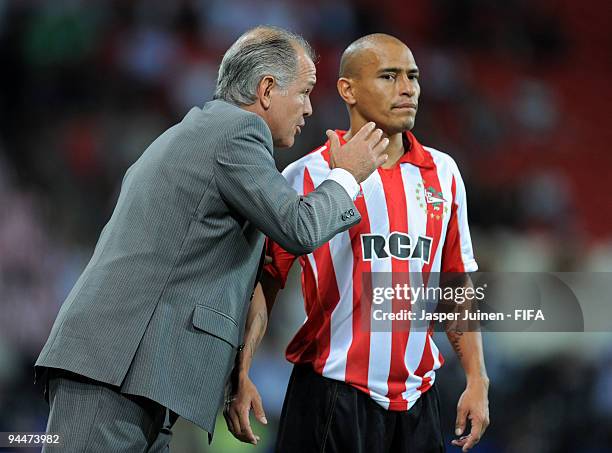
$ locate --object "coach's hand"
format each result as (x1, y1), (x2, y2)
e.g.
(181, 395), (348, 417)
(327, 122), (389, 183)
(452, 379), (490, 451)
(224, 375), (267, 445)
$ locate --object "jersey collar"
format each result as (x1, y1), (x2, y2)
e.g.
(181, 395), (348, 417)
(331, 130), (434, 169)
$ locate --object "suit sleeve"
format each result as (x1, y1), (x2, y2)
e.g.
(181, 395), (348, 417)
(441, 162), (478, 273)
(215, 114), (361, 256)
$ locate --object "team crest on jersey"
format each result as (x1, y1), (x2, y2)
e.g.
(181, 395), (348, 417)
(415, 181), (449, 220)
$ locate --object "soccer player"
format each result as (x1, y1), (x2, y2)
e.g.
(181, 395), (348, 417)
(225, 34), (490, 452)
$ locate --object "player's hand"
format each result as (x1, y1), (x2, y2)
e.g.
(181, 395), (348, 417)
(327, 122), (389, 183)
(223, 374), (267, 445)
(452, 378), (490, 451)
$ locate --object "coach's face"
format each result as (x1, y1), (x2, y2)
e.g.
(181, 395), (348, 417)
(345, 41), (420, 135)
(266, 48), (316, 148)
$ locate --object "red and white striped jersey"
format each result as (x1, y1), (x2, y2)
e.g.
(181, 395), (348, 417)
(265, 130), (477, 411)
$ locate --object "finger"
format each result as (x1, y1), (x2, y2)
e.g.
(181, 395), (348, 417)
(454, 405), (468, 436)
(223, 410), (236, 435)
(374, 153), (389, 168)
(264, 255), (273, 265)
(462, 420), (484, 451)
(479, 417), (490, 439)
(229, 409), (242, 438)
(326, 131), (341, 169)
(451, 436), (470, 448)
(455, 407), (468, 436)
(451, 437), (469, 447)
(237, 406), (257, 444)
(367, 128), (383, 145)
(236, 432), (256, 444)
(373, 137), (390, 155)
(252, 395), (268, 425)
(326, 130), (341, 152)
(463, 436), (480, 452)
(227, 409), (256, 445)
(353, 121), (376, 139)
(328, 138), (338, 168)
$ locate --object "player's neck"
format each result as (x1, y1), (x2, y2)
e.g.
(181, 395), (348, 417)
(379, 134), (405, 168)
(345, 125), (405, 169)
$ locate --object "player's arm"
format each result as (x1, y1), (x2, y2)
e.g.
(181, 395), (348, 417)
(444, 274), (490, 452)
(224, 261), (286, 445)
(441, 162), (489, 452)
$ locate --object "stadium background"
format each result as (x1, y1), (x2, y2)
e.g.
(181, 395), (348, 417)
(0, 0), (610, 452)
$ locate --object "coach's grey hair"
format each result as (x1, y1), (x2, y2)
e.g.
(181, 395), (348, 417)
(214, 26), (316, 106)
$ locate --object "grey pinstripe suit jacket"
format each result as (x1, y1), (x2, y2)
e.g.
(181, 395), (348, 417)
(35, 99), (361, 435)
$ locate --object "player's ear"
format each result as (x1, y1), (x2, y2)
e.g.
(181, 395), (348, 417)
(337, 78), (356, 105)
(257, 76), (275, 110)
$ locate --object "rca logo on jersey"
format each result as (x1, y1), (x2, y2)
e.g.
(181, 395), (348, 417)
(361, 233), (433, 263)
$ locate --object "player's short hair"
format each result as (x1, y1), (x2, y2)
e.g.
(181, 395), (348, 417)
(214, 26), (316, 106)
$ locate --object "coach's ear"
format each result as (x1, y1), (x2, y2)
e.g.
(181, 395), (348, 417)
(337, 78), (356, 106)
(257, 76), (275, 110)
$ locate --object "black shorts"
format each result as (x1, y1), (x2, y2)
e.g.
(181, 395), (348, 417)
(275, 364), (445, 453)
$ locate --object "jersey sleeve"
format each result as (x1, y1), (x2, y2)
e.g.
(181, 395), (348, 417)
(264, 238), (298, 289)
(441, 161), (478, 273)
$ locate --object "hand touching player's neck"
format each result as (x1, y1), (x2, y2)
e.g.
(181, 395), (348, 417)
(344, 121), (405, 169)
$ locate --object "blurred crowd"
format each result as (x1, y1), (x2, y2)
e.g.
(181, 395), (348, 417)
(0, 0), (610, 452)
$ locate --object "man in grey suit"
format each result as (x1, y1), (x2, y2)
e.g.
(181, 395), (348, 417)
(35, 26), (389, 452)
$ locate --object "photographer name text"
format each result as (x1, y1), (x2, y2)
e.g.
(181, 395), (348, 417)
(372, 309), (545, 322)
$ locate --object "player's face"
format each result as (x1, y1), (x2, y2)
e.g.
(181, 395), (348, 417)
(267, 49), (315, 148)
(353, 43), (420, 135)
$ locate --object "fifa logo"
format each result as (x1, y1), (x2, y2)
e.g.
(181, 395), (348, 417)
(361, 233), (433, 263)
